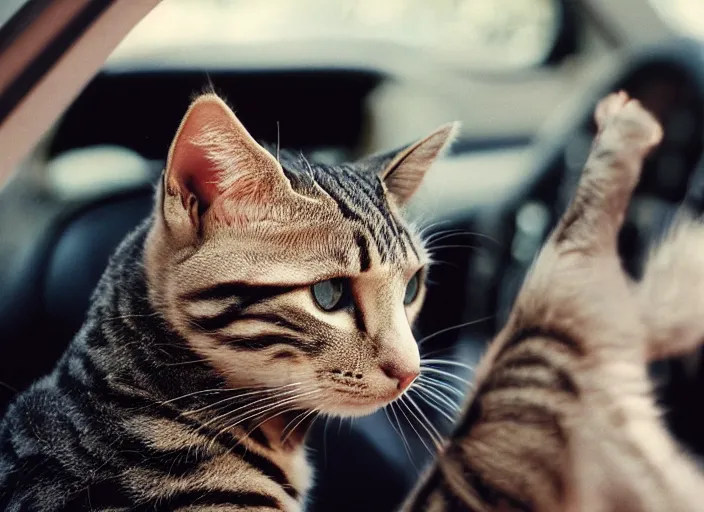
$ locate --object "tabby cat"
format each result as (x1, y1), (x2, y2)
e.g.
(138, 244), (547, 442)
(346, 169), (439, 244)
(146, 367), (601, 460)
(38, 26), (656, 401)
(0, 92), (458, 510)
(406, 93), (704, 511)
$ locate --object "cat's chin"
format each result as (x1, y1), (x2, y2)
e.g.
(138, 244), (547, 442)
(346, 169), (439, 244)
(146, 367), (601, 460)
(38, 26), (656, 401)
(323, 396), (399, 418)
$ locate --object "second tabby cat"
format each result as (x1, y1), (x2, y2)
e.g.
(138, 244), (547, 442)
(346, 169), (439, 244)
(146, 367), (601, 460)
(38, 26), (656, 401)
(407, 92), (704, 511)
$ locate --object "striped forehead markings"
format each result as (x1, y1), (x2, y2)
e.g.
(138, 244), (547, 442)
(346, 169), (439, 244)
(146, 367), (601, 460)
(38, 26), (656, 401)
(339, 166), (404, 253)
(354, 231), (372, 272)
(338, 166), (418, 261)
(312, 168), (390, 264)
(312, 165), (415, 266)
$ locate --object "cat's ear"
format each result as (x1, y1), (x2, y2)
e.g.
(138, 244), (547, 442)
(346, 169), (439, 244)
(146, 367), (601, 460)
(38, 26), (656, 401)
(162, 93), (286, 235)
(378, 122), (460, 205)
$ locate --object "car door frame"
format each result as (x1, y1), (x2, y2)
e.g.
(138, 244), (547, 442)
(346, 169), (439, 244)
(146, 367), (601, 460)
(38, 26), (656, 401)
(0, 0), (159, 186)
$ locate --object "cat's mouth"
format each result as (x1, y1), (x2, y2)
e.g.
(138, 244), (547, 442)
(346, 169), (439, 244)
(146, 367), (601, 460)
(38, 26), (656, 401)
(329, 388), (409, 416)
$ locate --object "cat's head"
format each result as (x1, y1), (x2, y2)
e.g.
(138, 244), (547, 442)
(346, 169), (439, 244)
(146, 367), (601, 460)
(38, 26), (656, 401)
(145, 94), (458, 417)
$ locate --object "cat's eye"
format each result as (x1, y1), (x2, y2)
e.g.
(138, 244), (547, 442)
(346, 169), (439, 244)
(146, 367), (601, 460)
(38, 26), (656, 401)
(311, 279), (348, 312)
(404, 271), (422, 305)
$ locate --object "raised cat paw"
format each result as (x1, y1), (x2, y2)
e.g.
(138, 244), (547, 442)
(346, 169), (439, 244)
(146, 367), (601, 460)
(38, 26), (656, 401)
(594, 91), (663, 152)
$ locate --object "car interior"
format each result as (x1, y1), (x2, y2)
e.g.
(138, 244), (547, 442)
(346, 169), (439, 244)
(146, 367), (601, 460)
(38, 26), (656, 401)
(1, 0), (704, 510)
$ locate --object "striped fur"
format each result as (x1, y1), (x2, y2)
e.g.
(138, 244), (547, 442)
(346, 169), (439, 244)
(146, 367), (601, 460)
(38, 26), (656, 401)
(406, 93), (704, 511)
(0, 94), (458, 510)
(6, 90), (702, 512)
(0, 223), (309, 510)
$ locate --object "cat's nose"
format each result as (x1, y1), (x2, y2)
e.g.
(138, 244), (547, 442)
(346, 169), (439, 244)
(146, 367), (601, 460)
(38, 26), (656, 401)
(381, 363), (419, 392)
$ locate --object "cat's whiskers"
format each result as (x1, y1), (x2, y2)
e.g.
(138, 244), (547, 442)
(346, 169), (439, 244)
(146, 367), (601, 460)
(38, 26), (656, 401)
(300, 152), (314, 174)
(420, 367), (471, 386)
(421, 358), (475, 371)
(181, 382), (304, 418)
(135, 388), (237, 411)
(420, 345), (463, 359)
(396, 397), (435, 456)
(424, 230), (499, 247)
(411, 383), (460, 415)
(213, 387), (321, 434)
(426, 245), (481, 255)
(416, 382), (464, 412)
(0, 380), (17, 393)
(162, 358), (211, 367)
(120, 339), (194, 352)
(408, 389), (457, 425)
(418, 382), (462, 409)
(422, 228), (469, 246)
(222, 405), (302, 460)
(387, 402), (419, 469)
(228, 402), (322, 454)
(281, 408), (320, 446)
(416, 316), (493, 347)
(337, 415), (344, 436)
(417, 375), (468, 397)
(413, 380), (459, 406)
(244, 406), (299, 444)
(322, 416), (331, 467)
(415, 219), (452, 240)
(402, 393), (445, 450)
(104, 311), (162, 321)
(280, 410), (310, 441)
(383, 407), (409, 457)
(419, 360), (474, 395)
(204, 388), (322, 454)
(197, 385), (319, 431)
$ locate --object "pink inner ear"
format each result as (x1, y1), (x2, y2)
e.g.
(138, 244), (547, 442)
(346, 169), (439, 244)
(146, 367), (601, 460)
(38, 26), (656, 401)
(167, 135), (221, 212)
(165, 94), (289, 225)
(166, 97), (239, 212)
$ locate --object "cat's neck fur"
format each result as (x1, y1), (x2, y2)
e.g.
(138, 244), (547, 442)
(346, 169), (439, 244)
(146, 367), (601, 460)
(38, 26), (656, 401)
(64, 218), (314, 450)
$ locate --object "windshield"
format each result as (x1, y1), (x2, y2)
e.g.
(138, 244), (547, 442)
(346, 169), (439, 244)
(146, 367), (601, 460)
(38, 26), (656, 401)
(0, 0), (29, 28)
(110, 0), (560, 71)
(650, 0), (704, 39)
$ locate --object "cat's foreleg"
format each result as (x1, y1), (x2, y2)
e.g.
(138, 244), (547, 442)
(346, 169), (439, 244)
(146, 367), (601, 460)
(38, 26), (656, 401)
(403, 92), (704, 512)
(402, 92), (658, 512)
(541, 93), (704, 512)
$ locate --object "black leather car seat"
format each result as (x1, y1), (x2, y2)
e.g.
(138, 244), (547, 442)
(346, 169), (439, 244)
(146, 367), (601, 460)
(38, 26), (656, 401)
(0, 146), (156, 411)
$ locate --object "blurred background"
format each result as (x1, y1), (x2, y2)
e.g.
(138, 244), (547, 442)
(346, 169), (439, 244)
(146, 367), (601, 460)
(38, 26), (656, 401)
(2, 0), (704, 510)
